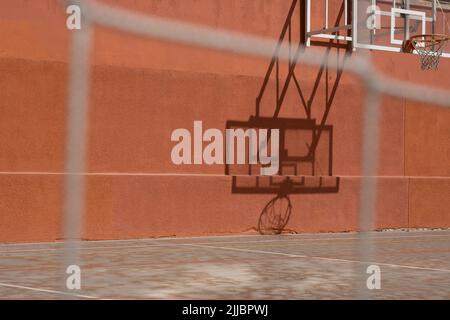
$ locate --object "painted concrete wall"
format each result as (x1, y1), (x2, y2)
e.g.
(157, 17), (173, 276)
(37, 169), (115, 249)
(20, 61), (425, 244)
(0, 0), (449, 242)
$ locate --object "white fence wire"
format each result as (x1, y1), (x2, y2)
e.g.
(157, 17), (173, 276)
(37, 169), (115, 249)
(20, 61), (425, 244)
(60, 0), (450, 298)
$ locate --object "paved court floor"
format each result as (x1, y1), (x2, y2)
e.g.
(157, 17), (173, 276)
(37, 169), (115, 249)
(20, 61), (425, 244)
(0, 230), (449, 299)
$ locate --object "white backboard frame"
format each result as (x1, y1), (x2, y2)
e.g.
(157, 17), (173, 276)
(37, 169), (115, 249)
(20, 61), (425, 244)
(390, 8), (426, 45)
(305, 0), (450, 59)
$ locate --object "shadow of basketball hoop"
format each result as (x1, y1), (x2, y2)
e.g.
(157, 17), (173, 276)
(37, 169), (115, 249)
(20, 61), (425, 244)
(257, 176), (342, 235)
(225, 0), (348, 234)
(225, 117), (341, 235)
(258, 192), (293, 235)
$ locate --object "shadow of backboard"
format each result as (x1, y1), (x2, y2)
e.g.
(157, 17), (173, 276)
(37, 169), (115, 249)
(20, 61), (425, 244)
(225, 116), (340, 196)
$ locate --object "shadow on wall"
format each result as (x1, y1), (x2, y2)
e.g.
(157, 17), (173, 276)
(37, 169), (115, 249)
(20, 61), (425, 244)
(225, 0), (351, 235)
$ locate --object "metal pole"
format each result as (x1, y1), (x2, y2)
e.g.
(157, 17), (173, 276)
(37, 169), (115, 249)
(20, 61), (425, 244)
(62, 13), (92, 295)
(356, 84), (381, 299)
(404, 0), (410, 41)
(432, 0), (437, 35)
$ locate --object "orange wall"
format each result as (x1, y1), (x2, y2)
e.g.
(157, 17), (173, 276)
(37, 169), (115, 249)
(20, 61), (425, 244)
(0, 0), (449, 242)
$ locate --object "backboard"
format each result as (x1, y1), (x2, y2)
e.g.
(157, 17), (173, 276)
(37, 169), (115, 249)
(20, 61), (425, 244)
(306, 0), (450, 58)
(354, 0), (450, 57)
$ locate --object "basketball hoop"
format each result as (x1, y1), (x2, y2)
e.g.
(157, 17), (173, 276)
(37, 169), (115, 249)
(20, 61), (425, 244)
(403, 34), (450, 70)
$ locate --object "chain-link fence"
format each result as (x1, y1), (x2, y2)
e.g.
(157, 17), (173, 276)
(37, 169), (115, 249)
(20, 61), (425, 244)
(59, 0), (450, 298)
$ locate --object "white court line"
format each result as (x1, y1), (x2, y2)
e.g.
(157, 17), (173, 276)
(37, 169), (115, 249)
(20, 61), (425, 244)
(0, 282), (98, 299)
(183, 243), (450, 273)
(0, 233), (275, 247)
(1, 230), (449, 248)
(1, 233), (449, 254)
(0, 233), (267, 247)
(2, 228), (449, 248)
(0, 243), (185, 254)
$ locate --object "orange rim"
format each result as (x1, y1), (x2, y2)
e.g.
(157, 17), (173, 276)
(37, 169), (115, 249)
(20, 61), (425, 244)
(409, 34), (450, 48)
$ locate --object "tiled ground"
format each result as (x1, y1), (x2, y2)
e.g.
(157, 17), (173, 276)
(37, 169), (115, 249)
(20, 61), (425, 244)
(0, 230), (449, 299)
